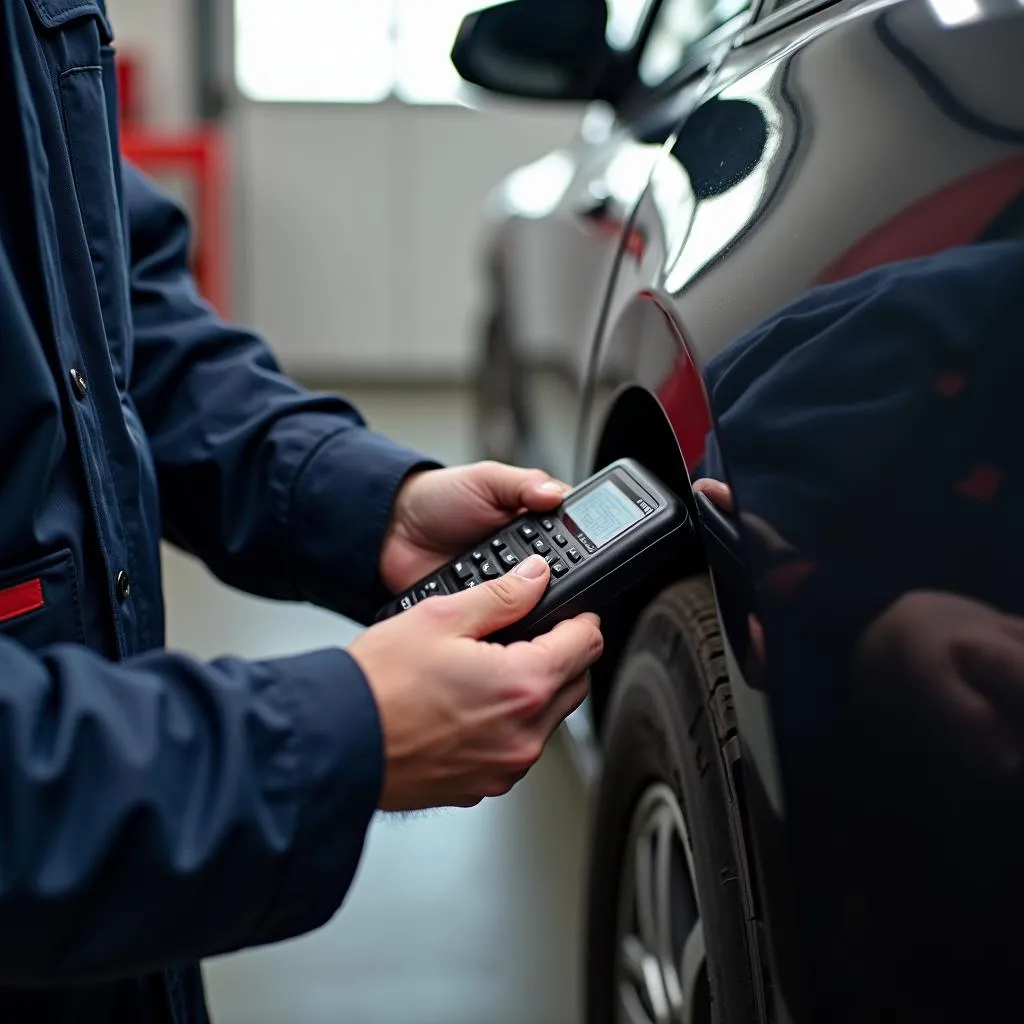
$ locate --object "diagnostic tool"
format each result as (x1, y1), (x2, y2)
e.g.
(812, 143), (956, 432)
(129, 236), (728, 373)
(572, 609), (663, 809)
(375, 459), (690, 644)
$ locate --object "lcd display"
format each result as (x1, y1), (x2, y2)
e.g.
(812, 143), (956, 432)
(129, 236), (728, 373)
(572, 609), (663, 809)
(565, 479), (644, 548)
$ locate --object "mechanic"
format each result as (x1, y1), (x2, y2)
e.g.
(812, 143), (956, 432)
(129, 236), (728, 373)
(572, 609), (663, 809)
(0, 3), (604, 1021)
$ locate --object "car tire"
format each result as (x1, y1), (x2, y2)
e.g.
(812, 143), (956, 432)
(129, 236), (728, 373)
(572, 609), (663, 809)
(585, 577), (759, 1024)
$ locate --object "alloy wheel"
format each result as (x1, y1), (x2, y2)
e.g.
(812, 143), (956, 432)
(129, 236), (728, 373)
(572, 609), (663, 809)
(614, 783), (709, 1024)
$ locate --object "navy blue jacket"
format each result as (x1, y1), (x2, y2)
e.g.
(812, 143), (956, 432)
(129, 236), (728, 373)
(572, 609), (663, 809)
(0, 1), (429, 1019)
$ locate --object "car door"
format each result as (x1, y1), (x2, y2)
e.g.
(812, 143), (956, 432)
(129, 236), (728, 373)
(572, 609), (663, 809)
(578, 0), (1024, 1017)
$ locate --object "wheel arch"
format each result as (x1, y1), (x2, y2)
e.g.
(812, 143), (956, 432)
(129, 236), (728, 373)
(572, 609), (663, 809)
(585, 384), (708, 730)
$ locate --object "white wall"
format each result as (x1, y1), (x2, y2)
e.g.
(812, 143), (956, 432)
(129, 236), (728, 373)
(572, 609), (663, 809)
(105, 0), (195, 128)
(236, 100), (580, 379)
(106, 0), (582, 380)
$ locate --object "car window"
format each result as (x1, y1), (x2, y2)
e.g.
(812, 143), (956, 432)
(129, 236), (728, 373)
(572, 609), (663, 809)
(638, 0), (751, 87)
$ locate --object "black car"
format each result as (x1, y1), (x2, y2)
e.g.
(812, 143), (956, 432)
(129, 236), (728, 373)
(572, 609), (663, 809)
(453, 1), (1024, 1021)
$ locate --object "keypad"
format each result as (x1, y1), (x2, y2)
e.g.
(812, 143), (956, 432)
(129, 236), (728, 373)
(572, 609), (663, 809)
(389, 511), (594, 622)
(454, 517), (587, 591)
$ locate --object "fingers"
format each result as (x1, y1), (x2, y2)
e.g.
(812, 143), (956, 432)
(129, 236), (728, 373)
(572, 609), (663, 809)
(997, 612), (1024, 646)
(472, 461), (571, 512)
(437, 554), (551, 638)
(521, 475), (572, 510)
(957, 629), (1024, 721)
(492, 670), (592, 798)
(536, 672), (591, 738)
(693, 478), (793, 553)
(524, 613), (604, 689)
(931, 668), (1022, 774)
(692, 477), (733, 512)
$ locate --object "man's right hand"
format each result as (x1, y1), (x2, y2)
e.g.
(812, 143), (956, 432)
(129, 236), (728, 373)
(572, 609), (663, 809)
(349, 554), (603, 810)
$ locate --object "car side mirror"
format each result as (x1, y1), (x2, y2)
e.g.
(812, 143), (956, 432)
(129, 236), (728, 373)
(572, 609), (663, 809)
(452, 0), (613, 103)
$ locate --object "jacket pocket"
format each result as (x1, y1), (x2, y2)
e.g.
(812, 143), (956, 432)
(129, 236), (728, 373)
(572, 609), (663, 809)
(27, 0), (112, 35)
(0, 550), (86, 649)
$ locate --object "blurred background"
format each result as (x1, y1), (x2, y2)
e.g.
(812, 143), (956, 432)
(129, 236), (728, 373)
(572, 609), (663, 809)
(104, 1), (594, 1021)
(108, 0), (583, 377)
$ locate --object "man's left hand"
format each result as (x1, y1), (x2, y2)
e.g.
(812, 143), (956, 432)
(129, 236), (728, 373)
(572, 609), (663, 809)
(380, 462), (571, 594)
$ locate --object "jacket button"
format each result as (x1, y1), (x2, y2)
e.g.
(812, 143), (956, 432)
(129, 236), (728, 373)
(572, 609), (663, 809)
(70, 368), (88, 399)
(116, 570), (132, 602)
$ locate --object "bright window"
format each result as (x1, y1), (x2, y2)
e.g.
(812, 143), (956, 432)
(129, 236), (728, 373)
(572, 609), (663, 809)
(605, 0), (656, 49)
(235, 0), (484, 104)
(639, 0), (750, 86)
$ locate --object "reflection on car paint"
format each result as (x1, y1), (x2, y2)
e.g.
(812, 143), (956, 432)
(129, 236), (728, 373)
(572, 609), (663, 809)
(577, 0), (1024, 1019)
(477, 0), (1024, 1016)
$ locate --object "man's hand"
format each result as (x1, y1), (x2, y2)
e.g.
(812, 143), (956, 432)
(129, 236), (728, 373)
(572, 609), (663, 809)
(857, 591), (1024, 776)
(349, 554), (603, 810)
(380, 462), (570, 594)
(692, 477), (795, 556)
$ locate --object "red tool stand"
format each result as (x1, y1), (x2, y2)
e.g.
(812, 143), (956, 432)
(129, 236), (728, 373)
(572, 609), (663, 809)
(118, 56), (231, 317)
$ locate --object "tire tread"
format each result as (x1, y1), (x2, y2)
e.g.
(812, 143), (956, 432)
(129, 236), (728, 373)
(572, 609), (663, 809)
(586, 575), (759, 1024)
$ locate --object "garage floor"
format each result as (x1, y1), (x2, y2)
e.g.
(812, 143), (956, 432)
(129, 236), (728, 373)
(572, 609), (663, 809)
(160, 385), (590, 1024)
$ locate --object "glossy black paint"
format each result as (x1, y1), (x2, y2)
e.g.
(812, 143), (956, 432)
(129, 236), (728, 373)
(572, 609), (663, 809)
(466, 0), (1024, 1019)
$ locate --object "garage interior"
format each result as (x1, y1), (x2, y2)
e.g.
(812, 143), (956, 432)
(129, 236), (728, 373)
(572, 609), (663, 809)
(37, 0), (1024, 1020)
(106, 1), (596, 1021)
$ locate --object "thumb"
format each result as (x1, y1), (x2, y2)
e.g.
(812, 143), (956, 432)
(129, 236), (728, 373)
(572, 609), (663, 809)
(447, 554), (550, 638)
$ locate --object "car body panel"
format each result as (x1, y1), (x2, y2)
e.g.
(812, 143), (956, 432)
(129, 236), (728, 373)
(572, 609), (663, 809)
(576, 0), (1024, 1018)
(480, 114), (657, 373)
(474, 0), (1024, 1018)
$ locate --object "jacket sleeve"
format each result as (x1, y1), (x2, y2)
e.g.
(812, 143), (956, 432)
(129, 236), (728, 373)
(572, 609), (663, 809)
(0, 635), (382, 984)
(124, 163), (437, 624)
